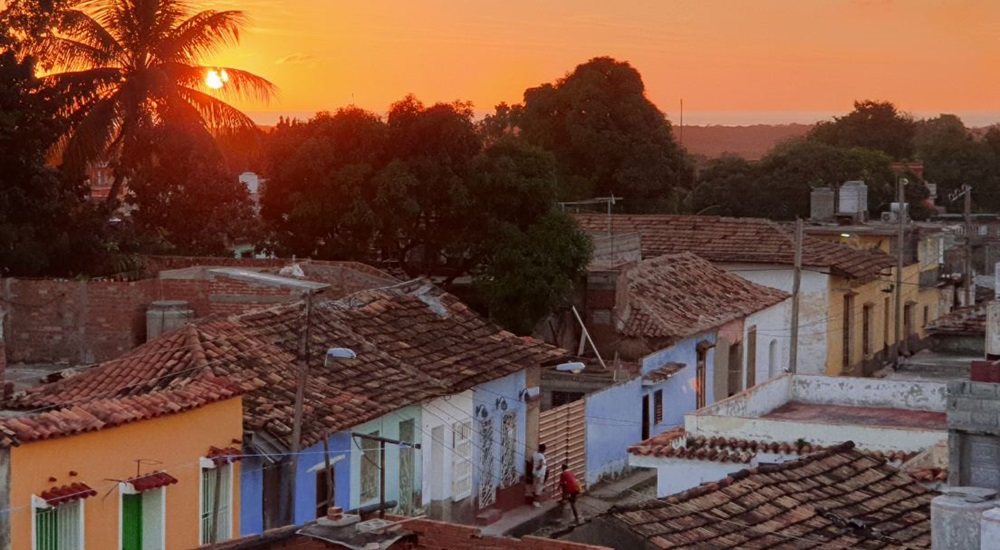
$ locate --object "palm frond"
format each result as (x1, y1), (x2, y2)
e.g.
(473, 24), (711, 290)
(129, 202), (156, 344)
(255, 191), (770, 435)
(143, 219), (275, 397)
(57, 8), (126, 63)
(164, 64), (277, 104)
(45, 68), (125, 111)
(62, 92), (123, 171)
(175, 85), (258, 130)
(158, 9), (247, 62)
(38, 36), (115, 72)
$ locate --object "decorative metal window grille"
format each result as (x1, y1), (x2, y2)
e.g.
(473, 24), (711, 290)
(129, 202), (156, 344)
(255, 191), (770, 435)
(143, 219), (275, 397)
(35, 501), (82, 550)
(200, 464), (233, 545)
(500, 412), (518, 488)
(478, 418), (496, 507)
(452, 421), (473, 500)
(398, 419), (416, 514)
(360, 430), (381, 503)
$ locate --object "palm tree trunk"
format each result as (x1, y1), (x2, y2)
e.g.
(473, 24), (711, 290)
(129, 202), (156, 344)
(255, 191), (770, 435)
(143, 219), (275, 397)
(105, 170), (126, 204)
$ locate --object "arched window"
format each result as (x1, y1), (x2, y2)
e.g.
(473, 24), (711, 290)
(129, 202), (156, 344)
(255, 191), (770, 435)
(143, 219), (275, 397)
(769, 340), (779, 378)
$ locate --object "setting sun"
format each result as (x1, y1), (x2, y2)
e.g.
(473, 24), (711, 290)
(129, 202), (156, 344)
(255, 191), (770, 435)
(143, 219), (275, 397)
(205, 69), (229, 89)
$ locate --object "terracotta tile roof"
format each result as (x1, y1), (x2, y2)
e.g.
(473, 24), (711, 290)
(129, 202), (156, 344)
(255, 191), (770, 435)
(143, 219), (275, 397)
(126, 471), (178, 492)
(0, 324), (250, 447)
(618, 253), (789, 341)
(3, 279), (566, 451)
(206, 446), (244, 465)
(643, 363), (686, 384)
(39, 483), (97, 506)
(607, 441), (934, 549)
(574, 213), (896, 280)
(906, 467), (948, 483)
(628, 429), (919, 464)
(926, 304), (986, 336)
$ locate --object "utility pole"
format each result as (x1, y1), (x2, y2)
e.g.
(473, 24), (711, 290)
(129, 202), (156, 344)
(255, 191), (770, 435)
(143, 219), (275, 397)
(895, 178), (907, 360)
(965, 185), (974, 307)
(789, 218), (803, 373)
(287, 292), (315, 525)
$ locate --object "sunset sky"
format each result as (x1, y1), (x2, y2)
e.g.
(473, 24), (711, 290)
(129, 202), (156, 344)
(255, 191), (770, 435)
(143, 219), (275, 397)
(202, 0), (999, 125)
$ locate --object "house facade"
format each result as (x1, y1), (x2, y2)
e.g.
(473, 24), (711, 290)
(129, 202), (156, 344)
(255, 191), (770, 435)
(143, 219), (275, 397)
(574, 213), (904, 377)
(0, 328), (249, 550)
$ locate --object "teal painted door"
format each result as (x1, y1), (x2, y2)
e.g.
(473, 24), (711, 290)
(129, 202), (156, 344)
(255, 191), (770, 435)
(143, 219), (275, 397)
(122, 494), (143, 550)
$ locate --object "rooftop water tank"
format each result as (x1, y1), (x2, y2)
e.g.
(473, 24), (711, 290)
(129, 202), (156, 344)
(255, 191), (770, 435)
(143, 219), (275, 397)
(838, 180), (868, 214)
(810, 187), (835, 221)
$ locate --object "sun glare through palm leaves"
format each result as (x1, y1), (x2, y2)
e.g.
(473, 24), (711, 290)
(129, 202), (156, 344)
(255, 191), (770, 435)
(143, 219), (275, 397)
(206, 69), (229, 89)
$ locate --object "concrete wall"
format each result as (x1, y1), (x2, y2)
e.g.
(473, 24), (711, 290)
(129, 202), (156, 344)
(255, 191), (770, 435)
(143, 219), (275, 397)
(693, 374), (792, 420)
(790, 375), (947, 412)
(641, 334), (717, 436)
(584, 378), (643, 485)
(744, 299), (792, 385)
(719, 264), (829, 375)
(629, 454), (743, 498)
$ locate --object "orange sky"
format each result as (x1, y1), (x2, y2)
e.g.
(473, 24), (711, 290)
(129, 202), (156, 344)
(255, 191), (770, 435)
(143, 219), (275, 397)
(202, 0), (999, 125)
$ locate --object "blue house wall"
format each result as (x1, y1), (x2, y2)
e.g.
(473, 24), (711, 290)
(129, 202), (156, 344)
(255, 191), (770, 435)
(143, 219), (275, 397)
(239, 431), (355, 536)
(472, 370), (527, 500)
(641, 333), (717, 436)
(584, 377), (643, 485)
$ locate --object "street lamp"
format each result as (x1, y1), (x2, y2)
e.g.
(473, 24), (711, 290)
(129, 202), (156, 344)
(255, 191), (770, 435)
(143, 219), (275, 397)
(555, 361), (586, 375)
(325, 347), (357, 365)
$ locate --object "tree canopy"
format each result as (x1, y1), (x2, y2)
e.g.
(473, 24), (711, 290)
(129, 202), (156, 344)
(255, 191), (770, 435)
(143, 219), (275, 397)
(515, 57), (693, 210)
(809, 100), (916, 160)
(260, 99), (592, 333)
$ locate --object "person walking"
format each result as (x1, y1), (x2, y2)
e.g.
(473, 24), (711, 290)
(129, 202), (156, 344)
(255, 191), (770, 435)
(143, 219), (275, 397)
(559, 463), (581, 523)
(532, 444), (548, 507)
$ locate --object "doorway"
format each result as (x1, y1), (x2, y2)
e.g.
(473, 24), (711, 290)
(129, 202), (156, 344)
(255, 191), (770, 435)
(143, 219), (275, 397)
(430, 425), (445, 501)
(641, 395), (650, 440)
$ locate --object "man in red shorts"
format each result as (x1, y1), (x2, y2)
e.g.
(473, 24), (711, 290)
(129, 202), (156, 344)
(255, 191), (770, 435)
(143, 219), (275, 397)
(558, 463), (581, 523)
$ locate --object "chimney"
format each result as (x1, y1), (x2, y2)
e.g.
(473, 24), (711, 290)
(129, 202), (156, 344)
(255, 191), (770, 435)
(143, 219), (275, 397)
(931, 487), (998, 550)
(145, 300), (193, 341)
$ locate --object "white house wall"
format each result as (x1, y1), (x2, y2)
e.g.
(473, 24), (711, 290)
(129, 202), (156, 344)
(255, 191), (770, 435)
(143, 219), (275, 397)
(720, 264), (830, 375)
(744, 298), (793, 386)
(419, 391), (474, 507)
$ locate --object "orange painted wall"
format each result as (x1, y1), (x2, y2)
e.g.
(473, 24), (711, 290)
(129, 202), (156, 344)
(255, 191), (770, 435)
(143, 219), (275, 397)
(8, 397), (243, 550)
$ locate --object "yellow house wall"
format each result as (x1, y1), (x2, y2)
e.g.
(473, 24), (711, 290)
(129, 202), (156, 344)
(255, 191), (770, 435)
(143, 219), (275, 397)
(9, 397), (243, 550)
(825, 265), (944, 376)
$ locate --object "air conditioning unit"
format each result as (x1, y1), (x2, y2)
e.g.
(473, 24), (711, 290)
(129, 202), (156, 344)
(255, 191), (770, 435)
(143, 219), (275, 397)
(881, 212), (897, 223)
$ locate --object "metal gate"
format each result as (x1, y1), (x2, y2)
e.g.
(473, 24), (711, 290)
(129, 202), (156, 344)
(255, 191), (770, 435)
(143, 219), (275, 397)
(478, 418), (496, 507)
(538, 400), (586, 498)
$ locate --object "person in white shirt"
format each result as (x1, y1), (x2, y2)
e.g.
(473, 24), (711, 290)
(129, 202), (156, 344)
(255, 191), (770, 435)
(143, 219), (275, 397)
(532, 444), (548, 507)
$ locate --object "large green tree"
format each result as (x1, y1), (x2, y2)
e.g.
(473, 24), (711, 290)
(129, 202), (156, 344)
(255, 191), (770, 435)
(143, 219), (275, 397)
(810, 100), (916, 160)
(0, 49), (113, 276)
(37, 0), (276, 202)
(125, 122), (260, 255)
(260, 100), (593, 333)
(516, 57), (692, 209)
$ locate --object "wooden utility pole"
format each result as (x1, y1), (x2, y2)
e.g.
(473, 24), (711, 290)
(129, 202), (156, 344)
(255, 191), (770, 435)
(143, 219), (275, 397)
(789, 218), (803, 373)
(895, 178), (907, 359)
(287, 292), (314, 524)
(965, 186), (974, 307)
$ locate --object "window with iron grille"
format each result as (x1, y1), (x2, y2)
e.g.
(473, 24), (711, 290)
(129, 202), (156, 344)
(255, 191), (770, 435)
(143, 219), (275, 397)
(653, 390), (663, 425)
(360, 430), (381, 503)
(34, 500), (82, 550)
(200, 463), (233, 545)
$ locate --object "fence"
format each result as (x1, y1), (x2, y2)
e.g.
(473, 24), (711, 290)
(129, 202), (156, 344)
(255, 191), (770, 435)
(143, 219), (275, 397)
(538, 400), (586, 497)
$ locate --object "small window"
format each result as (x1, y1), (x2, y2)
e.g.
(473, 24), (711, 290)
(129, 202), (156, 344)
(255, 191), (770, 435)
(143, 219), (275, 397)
(34, 500), (83, 550)
(653, 390), (663, 425)
(923, 305), (930, 328)
(200, 463), (233, 545)
(862, 305), (873, 357)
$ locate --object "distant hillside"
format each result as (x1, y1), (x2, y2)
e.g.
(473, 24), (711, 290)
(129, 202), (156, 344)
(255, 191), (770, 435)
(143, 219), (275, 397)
(680, 124), (814, 160)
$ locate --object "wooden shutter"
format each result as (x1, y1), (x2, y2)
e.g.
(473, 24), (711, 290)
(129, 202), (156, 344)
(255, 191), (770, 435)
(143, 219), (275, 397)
(121, 494), (143, 550)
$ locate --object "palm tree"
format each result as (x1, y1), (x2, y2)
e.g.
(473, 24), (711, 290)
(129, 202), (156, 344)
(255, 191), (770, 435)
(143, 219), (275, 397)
(39, 0), (276, 202)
